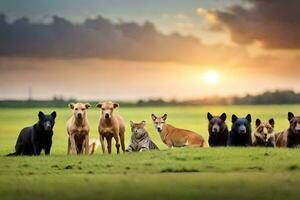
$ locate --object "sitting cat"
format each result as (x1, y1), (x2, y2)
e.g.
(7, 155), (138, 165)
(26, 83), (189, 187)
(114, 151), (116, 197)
(126, 121), (159, 152)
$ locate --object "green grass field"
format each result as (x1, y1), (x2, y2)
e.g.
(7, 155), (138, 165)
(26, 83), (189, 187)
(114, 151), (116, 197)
(1, 105), (300, 200)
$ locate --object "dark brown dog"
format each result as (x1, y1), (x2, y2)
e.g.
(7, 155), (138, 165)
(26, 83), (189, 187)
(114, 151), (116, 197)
(207, 112), (228, 147)
(276, 112), (300, 148)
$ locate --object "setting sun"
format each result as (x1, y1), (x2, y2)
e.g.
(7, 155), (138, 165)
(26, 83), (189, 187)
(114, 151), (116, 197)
(203, 70), (219, 84)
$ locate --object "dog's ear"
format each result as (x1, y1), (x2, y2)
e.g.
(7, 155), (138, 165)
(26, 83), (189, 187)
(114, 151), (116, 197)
(232, 114), (238, 123)
(207, 112), (213, 121)
(51, 111), (57, 119)
(246, 114), (252, 123)
(38, 111), (45, 120)
(96, 103), (102, 109)
(255, 118), (261, 127)
(130, 121), (134, 127)
(269, 118), (275, 128)
(113, 103), (119, 109)
(141, 120), (146, 127)
(288, 112), (294, 122)
(85, 103), (91, 109)
(220, 113), (227, 122)
(162, 114), (168, 121)
(151, 114), (157, 121)
(68, 103), (74, 109)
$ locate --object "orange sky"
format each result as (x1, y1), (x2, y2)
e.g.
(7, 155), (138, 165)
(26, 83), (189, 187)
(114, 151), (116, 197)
(0, 57), (299, 100)
(0, 0), (299, 100)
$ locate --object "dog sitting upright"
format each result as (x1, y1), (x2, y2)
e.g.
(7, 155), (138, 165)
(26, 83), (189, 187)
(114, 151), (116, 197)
(67, 102), (91, 155)
(126, 121), (159, 152)
(228, 114), (252, 146)
(276, 112), (300, 148)
(152, 114), (207, 148)
(207, 112), (229, 147)
(7, 111), (56, 156)
(252, 118), (276, 147)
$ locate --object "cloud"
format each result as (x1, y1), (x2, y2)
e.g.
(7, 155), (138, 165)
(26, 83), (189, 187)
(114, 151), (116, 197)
(176, 22), (194, 30)
(0, 13), (245, 65)
(174, 14), (188, 20)
(196, 8), (217, 24)
(0, 11), (299, 75)
(198, 0), (300, 49)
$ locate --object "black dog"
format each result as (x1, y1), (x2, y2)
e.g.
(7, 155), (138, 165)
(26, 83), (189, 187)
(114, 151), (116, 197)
(7, 111), (56, 156)
(228, 114), (252, 146)
(207, 112), (229, 147)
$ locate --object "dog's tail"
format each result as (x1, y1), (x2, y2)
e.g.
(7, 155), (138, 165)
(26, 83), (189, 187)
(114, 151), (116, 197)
(6, 152), (17, 156)
(89, 138), (101, 155)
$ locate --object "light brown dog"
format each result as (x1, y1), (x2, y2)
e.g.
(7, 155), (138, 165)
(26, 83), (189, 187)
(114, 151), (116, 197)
(252, 118), (276, 147)
(151, 114), (207, 148)
(97, 101), (125, 154)
(67, 102), (91, 155)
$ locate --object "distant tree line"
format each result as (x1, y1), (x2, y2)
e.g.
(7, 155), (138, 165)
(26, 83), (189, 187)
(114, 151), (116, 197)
(137, 90), (300, 106)
(233, 90), (300, 105)
(1, 90), (300, 108)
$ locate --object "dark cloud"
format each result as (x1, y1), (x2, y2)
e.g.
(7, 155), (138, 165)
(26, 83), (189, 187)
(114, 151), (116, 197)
(204, 0), (300, 49)
(0, 13), (242, 64)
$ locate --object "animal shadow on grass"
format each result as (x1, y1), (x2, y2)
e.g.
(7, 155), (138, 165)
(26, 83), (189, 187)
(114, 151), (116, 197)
(247, 166), (264, 171)
(64, 165), (74, 170)
(174, 157), (187, 161)
(193, 156), (203, 160)
(288, 165), (298, 171)
(160, 167), (199, 173)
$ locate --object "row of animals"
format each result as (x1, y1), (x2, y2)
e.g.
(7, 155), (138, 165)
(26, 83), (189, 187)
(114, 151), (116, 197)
(7, 101), (300, 156)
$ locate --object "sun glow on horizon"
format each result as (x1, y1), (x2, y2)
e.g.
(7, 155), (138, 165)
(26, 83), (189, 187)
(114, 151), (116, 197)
(203, 70), (219, 84)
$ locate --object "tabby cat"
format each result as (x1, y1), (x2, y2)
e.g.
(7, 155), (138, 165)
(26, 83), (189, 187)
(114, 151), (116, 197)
(126, 121), (159, 152)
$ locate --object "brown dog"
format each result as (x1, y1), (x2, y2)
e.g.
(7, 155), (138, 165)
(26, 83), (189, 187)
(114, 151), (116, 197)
(151, 114), (207, 148)
(67, 102), (91, 155)
(276, 112), (300, 148)
(97, 101), (125, 154)
(252, 118), (276, 147)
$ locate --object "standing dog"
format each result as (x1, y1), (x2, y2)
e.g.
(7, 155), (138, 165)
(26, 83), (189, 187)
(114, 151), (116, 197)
(276, 112), (300, 148)
(151, 114), (207, 148)
(7, 111), (56, 156)
(126, 121), (159, 152)
(97, 101), (125, 154)
(252, 118), (276, 147)
(228, 114), (252, 146)
(207, 112), (229, 147)
(67, 103), (91, 155)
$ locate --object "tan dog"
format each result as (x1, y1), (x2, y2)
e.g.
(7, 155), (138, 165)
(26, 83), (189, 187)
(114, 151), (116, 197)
(151, 114), (207, 148)
(67, 102), (91, 155)
(97, 101), (125, 154)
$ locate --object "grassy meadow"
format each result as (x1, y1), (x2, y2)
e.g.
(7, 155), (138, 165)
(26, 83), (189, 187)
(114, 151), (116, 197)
(1, 105), (300, 200)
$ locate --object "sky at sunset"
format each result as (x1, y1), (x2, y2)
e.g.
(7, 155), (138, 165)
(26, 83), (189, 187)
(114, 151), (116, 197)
(0, 0), (299, 100)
